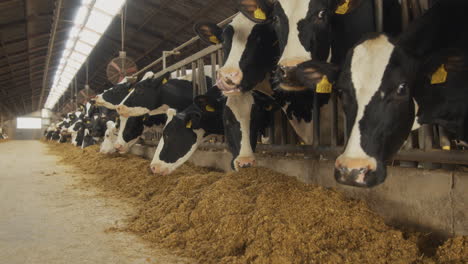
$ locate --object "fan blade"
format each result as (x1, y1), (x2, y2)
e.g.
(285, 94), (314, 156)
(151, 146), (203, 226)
(110, 61), (123, 73)
(125, 66), (138, 74)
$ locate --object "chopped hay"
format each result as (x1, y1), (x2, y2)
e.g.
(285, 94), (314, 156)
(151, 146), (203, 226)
(45, 142), (467, 264)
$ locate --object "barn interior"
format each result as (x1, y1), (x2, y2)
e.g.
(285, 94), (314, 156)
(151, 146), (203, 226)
(0, 0), (466, 263)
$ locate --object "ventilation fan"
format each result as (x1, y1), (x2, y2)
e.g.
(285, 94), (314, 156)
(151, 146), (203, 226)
(106, 51), (138, 85)
(77, 84), (96, 104)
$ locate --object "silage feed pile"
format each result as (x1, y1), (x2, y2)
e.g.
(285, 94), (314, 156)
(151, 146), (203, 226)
(46, 142), (467, 264)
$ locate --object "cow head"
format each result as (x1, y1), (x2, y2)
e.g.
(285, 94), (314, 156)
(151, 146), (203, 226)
(114, 116), (144, 154)
(235, 0), (365, 91)
(224, 90), (278, 170)
(95, 81), (133, 110)
(116, 72), (172, 117)
(100, 121), (118, 154)
(151, 89), (224, 175)
(305, 34), (417, 187)
(194, 13), (279, 95)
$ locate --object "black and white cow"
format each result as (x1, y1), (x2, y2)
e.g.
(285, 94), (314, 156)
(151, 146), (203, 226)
(116, 73), (199, 118)
(150, 86), (225, 175)
(114, 114), (167, 154)
(94, 72), (155, 110)
(304, 0), (468, 187)
(235, 0), (401, 91)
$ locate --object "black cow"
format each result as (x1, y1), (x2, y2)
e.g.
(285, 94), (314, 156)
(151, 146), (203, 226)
(305, 0), (468, 187)
(116, 73), (198, 118)
(150, 86), (225, 175)
(235, 0), (401, 91)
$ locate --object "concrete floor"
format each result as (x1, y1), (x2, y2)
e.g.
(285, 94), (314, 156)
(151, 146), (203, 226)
(0, 140), (190, 264)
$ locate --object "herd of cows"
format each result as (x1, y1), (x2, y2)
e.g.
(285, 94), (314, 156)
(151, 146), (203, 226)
(45, 0), (467, 188)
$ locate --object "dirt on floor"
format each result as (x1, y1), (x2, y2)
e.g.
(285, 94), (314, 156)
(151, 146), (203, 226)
(46, 142), (468, 264)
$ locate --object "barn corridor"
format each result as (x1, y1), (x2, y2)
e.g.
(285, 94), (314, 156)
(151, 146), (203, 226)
(0, 140), (189, 264)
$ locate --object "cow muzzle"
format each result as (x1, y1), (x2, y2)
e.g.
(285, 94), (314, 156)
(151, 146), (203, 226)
(334, 156), (383, 188)
(217, 68), (243, 95)
(277, 58), (307, 91)
(234, 156), (256, 170)
(151, 164), (171, 176)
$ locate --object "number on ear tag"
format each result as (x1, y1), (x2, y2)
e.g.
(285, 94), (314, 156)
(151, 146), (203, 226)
(186, 120), (192, 129)
(254, 8), (267, 20)
(205, 105), (215, 112)
(431, 64), (448, 84)
(316, 76), (333, 94)
(335, 0), (350, 15)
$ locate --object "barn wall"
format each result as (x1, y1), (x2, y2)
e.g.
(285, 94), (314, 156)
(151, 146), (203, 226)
(130, 145), (468, 238)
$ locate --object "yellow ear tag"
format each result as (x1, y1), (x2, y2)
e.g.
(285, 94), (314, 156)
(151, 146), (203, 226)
(143, 117), (147, 121)
(335, 0), (350, 15)
(186, 120), (192, 129)
(209, 35), (219, 44)
(316, 76), (333, 94)
(254, 8), (267, 20)
(205, 105), (215, 112)
(162, 78), (168, 84)
(431, 64), (448, 84)
(442, 146), (451, 151)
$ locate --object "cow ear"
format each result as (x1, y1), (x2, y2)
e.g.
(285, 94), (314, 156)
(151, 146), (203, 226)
(334, 0), (363, 15)
(184, 112), (202, 129)
(296, 61), (340, 93)
(235, 0), (275, 24)
(194, 22), (223, 45)
(194, 95), (218, 113)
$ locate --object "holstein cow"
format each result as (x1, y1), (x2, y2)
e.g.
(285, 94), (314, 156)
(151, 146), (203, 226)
(114, 114), (167, 154)
(150, 86), (224, 175)
(194, 14), (332, 167)
(304, 0), (468, 187)
(235, 0), (401, 91)
(116, 73), (209, 117)
(150, 87), (278, 174)
(94, 71), (155, 110)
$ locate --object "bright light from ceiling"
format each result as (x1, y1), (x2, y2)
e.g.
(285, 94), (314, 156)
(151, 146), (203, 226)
(44, 0), (127, 110)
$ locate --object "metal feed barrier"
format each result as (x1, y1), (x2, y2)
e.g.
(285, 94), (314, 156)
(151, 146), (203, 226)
(135, 0), (467, 168)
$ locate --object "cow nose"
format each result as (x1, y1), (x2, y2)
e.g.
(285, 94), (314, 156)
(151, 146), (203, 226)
(151, 164), (169, 175)
(334, 156), (381, 188)
(114, 144), (123, 151)
(235, 156), (256, 169)
(217, 68), (243, 90)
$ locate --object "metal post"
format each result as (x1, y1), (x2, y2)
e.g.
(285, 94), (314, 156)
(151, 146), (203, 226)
(210, 52), (217, 82)
(312, 93), (321, 148)
(330, 92), (338, 147)
(191, 62), (197, 98)
(374, 0), (383, 32)
(401, 0), (410, 30)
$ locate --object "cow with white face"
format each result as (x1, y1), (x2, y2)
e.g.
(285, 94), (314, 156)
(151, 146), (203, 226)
(151, 87), (225, 175)
(235, 0), (402, 92)
(305, 1), (468, 187)
(100, 121), (119, 154)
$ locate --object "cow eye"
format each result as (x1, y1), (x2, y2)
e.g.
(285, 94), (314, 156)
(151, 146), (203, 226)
(318, 10), (326, 19)
(397, 83), (407, 95)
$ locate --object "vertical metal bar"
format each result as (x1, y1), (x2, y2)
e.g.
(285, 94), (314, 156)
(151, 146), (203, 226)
(181, 66), (187, 76)
(439, 126), (451, 150)
(191, 62), (197, 98)
(330, 92), (338, 147)
(217, 49), (223, 68)
(210, 52), (217, 82)
(197, 58), (207, 94)
(176, 68), (180, 77)
(401, 0), (410, 30)
(312, 93), (321, 148)
(281, 112), (288, 145)
(374, 0), (383, 32)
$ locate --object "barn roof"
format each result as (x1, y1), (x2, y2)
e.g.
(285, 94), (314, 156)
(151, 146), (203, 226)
(0, 0), (236, 117)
